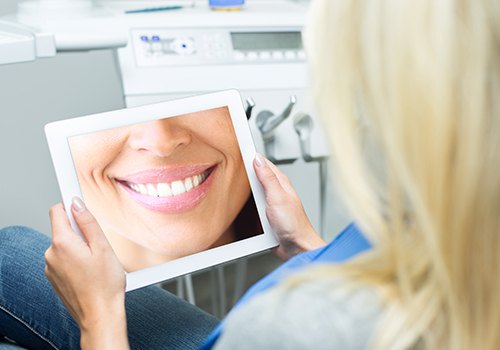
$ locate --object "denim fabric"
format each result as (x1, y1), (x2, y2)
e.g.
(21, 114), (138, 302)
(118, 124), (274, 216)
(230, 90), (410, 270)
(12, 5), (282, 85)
(0, 340), (24, 349)
(0, 226), (219, 350)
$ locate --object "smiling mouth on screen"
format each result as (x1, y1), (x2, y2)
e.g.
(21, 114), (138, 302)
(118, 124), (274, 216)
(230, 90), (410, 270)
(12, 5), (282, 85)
(116, 165), (216, 213)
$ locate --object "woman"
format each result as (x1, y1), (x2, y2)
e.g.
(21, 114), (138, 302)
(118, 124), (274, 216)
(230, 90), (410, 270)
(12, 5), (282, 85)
(68, 106), (261, 271)
(1, 0), (499, 348)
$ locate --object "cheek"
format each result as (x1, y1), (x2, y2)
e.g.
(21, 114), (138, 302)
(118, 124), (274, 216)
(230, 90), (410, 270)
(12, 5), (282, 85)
(69, 138), (123, 183)
(205, 126), (241, 162)
(207, 134), (247, 188)
(222, 140), (250, 200)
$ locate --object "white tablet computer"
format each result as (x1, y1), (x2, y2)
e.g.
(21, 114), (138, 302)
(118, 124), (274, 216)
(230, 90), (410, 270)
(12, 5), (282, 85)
(45, 89), (278, 291)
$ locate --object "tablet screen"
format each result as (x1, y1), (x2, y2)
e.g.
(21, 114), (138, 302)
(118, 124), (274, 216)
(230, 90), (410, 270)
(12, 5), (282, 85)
(67, 106), (263, 272)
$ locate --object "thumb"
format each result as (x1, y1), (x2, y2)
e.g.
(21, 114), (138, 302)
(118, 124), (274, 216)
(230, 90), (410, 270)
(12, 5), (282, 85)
(71, 197), (109, 250)
(253, 154), (286, 202)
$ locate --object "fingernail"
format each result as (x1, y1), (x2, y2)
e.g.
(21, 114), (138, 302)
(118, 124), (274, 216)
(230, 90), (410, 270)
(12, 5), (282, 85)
(72, 197), (86, 212)
(255, 153), (265, 167)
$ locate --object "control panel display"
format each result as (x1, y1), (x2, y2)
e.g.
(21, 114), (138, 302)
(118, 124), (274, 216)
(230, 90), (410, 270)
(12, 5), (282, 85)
(132, 28), (306, 67)
(231, 32), (302, 51)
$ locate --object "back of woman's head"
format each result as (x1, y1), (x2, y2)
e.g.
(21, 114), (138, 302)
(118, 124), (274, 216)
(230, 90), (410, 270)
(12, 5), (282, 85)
(306, 0), (500, 348)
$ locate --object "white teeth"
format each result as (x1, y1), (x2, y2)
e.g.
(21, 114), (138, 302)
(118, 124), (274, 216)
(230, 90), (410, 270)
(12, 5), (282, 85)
(146, 184), (158, 197)
(193, 174), (200, 187)
(171, 180), (186, 196)
(157, 183), (172, 196)
(184, 177), (193, 191)
(126, 169), (211, 197)
(138, 184), (148, 195)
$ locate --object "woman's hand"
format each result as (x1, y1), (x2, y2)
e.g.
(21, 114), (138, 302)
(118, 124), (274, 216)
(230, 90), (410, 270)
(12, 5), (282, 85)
(253, 154), (326, 261)
(45, 198), (130, 350)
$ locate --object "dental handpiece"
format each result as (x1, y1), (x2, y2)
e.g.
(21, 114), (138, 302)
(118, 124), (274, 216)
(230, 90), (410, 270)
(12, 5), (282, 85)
(256, 95), (297, 139)
(293, 112), (314, 162)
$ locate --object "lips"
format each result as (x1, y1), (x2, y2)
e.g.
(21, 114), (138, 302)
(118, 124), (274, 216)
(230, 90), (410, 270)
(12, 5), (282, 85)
(116, 165), (216, 213)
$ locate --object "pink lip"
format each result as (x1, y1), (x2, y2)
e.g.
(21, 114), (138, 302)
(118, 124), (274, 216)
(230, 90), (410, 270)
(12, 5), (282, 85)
(116, 165), (217, 214)
(118, 164), (214, 184)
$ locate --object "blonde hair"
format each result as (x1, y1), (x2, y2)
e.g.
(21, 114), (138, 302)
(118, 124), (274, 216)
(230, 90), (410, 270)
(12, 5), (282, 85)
(302, 0), (500, 348)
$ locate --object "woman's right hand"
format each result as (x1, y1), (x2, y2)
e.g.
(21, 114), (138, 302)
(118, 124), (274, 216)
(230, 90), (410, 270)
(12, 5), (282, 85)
(253, 154), (326, 261)
(45, 198), (130, 350)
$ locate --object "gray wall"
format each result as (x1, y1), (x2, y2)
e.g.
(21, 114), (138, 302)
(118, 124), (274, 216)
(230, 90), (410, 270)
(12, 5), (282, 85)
(0, 2), (16, 15)
(0, 49), (125, 234)
(0, 4), (124, 234)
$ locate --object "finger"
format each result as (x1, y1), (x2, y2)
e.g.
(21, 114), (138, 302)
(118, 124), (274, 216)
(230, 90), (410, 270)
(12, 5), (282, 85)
(71, 197), (110, 250)
(253, 154), (287, 201)
(44, 249), (53, 271)
(264, 159), (295, 194)
(49, 203), (75, 245)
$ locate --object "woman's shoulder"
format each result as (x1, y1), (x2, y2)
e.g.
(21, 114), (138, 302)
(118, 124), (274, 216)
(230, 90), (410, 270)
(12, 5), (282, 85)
(214, 275), (382, 350)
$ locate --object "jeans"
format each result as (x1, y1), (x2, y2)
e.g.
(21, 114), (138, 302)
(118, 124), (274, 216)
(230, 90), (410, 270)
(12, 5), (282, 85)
(0, 226), (219, 350)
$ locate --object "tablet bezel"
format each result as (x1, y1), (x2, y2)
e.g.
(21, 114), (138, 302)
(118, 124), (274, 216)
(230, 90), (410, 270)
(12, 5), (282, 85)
(45, 89), (278, 291)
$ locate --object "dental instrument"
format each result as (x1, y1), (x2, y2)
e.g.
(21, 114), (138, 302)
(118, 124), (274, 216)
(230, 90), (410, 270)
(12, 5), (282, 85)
(255, 95), (297, 164)
(125, 6), (183, 14)
(293, 112), (329, 237)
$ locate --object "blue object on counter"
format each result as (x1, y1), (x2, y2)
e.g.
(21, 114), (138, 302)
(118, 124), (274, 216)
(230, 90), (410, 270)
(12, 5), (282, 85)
(125, 6), (183, 14)
(209, 0), (245, 9)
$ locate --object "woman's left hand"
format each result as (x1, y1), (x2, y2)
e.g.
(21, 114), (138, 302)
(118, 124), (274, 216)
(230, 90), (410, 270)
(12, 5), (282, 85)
(253, 154), (326, 260)
(45, 198), (130, 350)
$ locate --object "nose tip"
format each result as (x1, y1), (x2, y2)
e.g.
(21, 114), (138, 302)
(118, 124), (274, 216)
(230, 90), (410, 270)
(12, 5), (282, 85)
(128, 119), (192, 157)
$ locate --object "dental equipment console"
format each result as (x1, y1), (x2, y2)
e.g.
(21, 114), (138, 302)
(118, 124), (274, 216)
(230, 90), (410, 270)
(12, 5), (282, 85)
(0, 20), (55, 65)
(109, 0), (329, 161)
